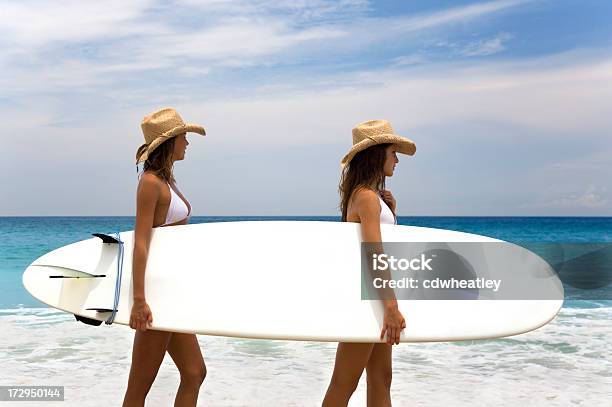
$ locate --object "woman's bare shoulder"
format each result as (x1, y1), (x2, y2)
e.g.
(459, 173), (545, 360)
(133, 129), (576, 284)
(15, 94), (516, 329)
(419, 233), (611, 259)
(137, 172), (163, 194)
(352, 187), (380, 207)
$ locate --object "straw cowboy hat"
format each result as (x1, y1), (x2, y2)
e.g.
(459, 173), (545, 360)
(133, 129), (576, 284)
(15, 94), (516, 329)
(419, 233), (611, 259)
(136, 107), (206, 163)
(341, 119), (416, 167)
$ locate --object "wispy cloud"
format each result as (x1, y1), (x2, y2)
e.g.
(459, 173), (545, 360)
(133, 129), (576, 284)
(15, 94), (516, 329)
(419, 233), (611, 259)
(176, 0), (371, 23)
(1, 1), (158, 46)
(390, 54), (428, 67)
(436, 32), (514, 57)
(0, 0), (532, 98)
(461, 32), (514, 56)
(389, 0), (528, 32)
(521, 185), (610, 210)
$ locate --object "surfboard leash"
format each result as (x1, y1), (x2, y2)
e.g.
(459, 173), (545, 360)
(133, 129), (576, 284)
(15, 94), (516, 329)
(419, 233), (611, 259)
(105, 231), (124, 325)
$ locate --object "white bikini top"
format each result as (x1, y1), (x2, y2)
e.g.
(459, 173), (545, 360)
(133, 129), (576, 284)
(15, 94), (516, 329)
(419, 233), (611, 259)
(161, 182), (190, 226)
(379, 195), (396, 225)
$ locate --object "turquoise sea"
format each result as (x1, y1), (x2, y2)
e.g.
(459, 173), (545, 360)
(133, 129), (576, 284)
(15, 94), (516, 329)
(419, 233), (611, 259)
(1, 216), (611, 406)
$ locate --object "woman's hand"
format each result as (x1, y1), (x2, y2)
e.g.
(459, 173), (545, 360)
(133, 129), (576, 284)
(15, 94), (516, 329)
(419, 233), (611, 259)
(380, 190), (396, 212)
(130, 298), (153, 331)
(380, 303), (406, 345)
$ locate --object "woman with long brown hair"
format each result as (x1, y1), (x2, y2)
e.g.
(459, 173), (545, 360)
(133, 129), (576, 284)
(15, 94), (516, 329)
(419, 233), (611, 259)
(323, 119), (416, 407)
(122, 108), (207, 407)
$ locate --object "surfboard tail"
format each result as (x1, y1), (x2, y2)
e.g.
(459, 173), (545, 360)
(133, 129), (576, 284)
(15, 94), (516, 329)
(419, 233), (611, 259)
(92, 233), (122, 244)
(74, 315), (103, 326)
(73, 308), (118, 326)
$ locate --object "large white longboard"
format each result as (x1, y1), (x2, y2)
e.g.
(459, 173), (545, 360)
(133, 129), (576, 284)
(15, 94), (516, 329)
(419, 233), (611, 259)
(23, 221), (563, 342)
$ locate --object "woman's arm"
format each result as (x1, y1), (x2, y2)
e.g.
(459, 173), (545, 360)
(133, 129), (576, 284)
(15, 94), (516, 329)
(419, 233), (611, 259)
(354, 189), (393, 309)
(132, 174), (160, 302)
(130, 174), (160, 331)
(132, 174), (160, 301)
(354, 188), (406, 344)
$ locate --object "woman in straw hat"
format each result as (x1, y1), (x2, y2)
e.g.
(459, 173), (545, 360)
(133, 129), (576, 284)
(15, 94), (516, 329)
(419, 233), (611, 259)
(122, 108), (207, 407)
(322, 119), (416, 407)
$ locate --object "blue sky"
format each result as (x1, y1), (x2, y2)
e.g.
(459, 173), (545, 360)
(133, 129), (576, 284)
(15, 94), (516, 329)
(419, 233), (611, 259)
(1, 0), (611, 215)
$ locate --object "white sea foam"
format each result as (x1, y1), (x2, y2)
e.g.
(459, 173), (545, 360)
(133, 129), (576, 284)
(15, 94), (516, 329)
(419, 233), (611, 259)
(0, 307), (610, 406)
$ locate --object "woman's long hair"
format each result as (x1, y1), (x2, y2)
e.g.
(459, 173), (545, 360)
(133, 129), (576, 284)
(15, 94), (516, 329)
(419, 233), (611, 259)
(135, 138), (176, 182)
(339, 143), (391, 221)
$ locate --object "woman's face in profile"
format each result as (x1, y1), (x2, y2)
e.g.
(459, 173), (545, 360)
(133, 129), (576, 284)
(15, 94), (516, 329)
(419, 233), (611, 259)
(383, 145), (399, 177)
(173, 133), (189, 161)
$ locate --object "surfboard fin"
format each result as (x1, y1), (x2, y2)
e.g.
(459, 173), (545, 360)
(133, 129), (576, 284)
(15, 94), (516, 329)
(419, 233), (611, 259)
(92, 233), (121, 244)
(74, 315), (103, 326)
(74, 308), (117, 326)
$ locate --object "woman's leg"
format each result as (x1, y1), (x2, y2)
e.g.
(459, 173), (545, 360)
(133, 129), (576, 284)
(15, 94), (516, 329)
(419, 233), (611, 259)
(122, 329), (173, 407)
(322, 342), (375, 407)
(166, 332), (206, 407)
(366, 343), (393, 407)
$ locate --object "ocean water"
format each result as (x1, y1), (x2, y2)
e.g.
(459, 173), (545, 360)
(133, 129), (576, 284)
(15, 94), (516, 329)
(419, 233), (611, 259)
(1, 216), (611, 406)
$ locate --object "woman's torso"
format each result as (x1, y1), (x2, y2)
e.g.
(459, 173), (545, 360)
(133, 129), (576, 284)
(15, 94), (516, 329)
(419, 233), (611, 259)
(146, 173), (192, 228)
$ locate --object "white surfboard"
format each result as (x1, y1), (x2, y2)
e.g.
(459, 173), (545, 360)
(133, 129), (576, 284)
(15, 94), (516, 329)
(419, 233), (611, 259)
(22, 221), (563, 342)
